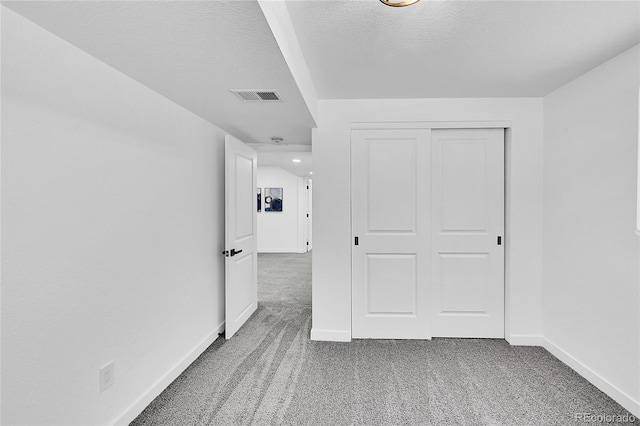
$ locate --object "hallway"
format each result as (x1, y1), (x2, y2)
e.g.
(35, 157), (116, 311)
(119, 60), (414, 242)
(131, 252), (636, 425)
(258, 252), (311, 307)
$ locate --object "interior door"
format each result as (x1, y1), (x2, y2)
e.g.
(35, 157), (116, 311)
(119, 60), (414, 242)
(307, 179), (312, 251)
(431, 128), (505, 338)
(351, 129), (431, 339)
(224, 135), (258, 339)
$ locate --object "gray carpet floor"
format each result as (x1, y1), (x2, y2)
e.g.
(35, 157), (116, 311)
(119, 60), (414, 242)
(131, 252), (638, 426)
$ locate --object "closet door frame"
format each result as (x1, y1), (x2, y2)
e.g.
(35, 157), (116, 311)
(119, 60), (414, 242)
(350, 121), (511, 340)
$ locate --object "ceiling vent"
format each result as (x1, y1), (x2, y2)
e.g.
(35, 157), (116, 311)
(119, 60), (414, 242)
(231, 90), (282, 102)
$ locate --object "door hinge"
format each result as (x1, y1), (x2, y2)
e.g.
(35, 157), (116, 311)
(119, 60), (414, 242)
(355, 236), (359, 246)
(497, 236), (502, 245)
(306, 185), (309, 189)
(306, 241), (309, 246)
(306, 214), (309, 217)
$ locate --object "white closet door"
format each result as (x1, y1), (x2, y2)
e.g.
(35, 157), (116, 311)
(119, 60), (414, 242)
(431, 128), (505, 338)
(351, 129), (431, 339)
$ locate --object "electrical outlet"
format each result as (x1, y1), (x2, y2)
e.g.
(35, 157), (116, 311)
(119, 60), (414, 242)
(99, 361), (115, 392)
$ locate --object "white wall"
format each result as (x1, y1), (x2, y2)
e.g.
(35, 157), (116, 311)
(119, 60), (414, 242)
(312, 98), (544, 342)
(257, 166), (306, 253)
(543, 44), (640, 416)
(1, 8), (225, 425)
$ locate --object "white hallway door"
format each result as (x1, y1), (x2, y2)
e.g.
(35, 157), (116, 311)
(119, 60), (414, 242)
(224, 135), (258, 339)
(307, 179), (312, 252)
(351, 128), (504, 339)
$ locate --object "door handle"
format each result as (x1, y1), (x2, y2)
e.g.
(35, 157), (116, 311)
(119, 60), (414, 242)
(222, 248), (243, 257)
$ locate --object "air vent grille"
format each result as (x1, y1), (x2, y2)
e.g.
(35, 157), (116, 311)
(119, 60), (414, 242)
(231, 90), (282, 102)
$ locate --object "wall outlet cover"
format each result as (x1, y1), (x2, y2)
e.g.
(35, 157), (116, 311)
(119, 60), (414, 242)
(99, 361), (115, 392)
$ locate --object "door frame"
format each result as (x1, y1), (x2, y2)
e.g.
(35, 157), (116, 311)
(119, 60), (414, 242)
(349, 121), (512, 340)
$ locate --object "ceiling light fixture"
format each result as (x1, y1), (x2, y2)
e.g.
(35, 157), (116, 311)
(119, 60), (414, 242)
(292, 159), (302, 163)
(380, 0), (420, 7)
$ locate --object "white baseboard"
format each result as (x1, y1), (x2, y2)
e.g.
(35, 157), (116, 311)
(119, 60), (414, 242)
(310, 328), (351, 342)
(112, 321), (225, 426)
(542, 337), (640, 418)
(507, 334), (544, 346)
(257, 248), (300, 253)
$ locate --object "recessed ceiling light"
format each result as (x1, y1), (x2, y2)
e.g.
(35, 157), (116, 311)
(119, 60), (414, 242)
(292, 159), (301, 163)
(310, 172), (313, 175)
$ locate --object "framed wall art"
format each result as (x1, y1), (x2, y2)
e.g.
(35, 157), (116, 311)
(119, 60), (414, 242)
(264, 187), (283, 212)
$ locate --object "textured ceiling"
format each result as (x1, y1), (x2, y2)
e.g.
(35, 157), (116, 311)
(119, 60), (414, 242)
(286, 0), (640, 98)
(4, 1), (315, 146)
(4, 0), (639, 150)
